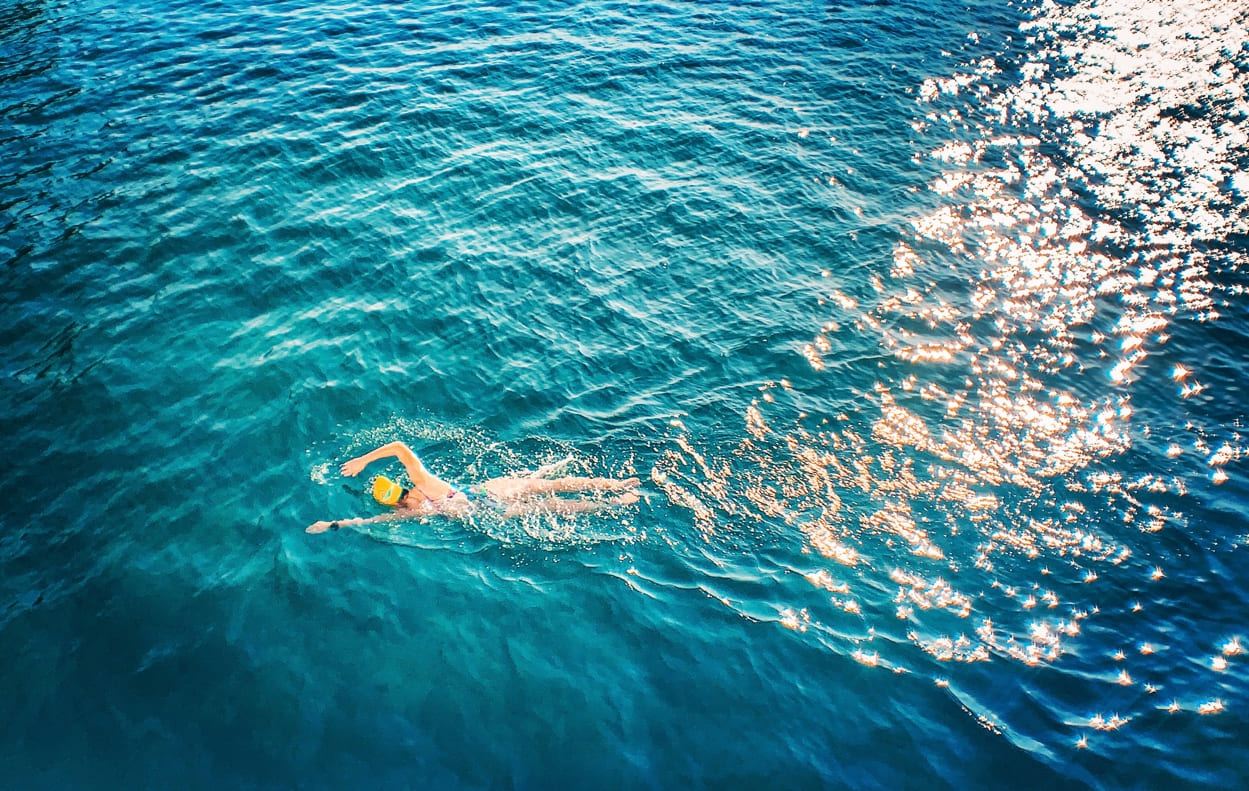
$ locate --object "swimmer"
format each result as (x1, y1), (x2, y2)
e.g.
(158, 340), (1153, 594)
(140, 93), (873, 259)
(306, 441), (640, 533)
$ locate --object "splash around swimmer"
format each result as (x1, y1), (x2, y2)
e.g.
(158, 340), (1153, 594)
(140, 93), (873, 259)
(306, 441), (640, 533)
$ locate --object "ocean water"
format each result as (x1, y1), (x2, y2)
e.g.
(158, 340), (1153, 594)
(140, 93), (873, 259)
(3, 0), (1248, 787)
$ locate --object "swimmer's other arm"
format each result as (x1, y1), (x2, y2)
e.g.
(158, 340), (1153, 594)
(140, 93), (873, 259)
(339, 441), (429, 484)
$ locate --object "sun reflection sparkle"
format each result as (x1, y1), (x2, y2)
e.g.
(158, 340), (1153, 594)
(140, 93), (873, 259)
(651, 0), (1248, 759)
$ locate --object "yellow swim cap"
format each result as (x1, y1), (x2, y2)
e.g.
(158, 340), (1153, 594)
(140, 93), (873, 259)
(372, 475), (403, 505)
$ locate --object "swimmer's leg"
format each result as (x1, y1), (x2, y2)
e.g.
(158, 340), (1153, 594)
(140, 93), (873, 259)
(483, 476), (640, 500)
(502, 490), (639, 518)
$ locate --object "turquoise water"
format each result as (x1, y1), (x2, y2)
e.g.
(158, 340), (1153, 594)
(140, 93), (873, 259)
(4, 0), (1249, 787)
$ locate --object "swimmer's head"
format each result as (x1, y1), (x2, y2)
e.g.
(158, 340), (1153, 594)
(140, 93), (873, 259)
(372, 475), (404, 506)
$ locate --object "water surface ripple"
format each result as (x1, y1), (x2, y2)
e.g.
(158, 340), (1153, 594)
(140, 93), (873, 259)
(2, 0), (1248, 788)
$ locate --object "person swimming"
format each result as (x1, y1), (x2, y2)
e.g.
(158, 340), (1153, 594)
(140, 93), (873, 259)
(306, 441), (640, 533)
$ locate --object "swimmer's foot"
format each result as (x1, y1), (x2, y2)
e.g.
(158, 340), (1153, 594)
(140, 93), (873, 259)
(606, 477), (641, 491)
(609, 491), (640, 506)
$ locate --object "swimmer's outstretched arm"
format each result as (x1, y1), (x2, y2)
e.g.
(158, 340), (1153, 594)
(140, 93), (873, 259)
(340, 441), (429, 484)
(306, 512), (405, 534)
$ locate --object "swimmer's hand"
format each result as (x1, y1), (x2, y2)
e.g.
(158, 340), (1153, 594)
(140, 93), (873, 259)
(306, 520), (335, 534)
(340, 457), (368, 477)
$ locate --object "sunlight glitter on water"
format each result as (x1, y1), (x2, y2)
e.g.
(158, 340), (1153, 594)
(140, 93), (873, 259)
(654, 0), (1248, 757)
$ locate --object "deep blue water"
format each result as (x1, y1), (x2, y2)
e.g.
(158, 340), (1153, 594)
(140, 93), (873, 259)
(3, 0), (1249, 788)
